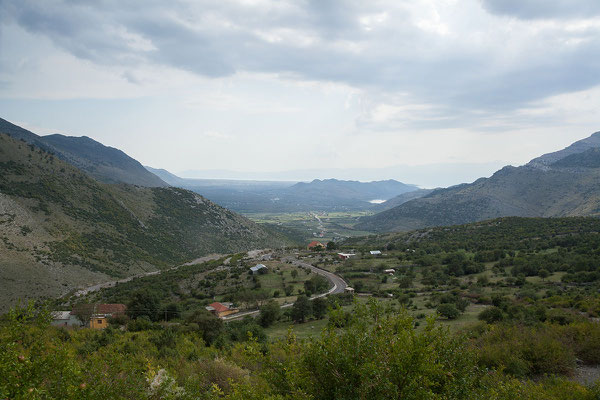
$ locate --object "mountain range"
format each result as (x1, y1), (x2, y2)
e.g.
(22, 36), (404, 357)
(0, 118), (167, 187)
(148, 166), (419, 213)
(0, 132), (292, 311)
(357, 132), (600, 232)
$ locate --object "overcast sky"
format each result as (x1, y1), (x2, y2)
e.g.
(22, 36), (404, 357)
(1, 0), (600, 187)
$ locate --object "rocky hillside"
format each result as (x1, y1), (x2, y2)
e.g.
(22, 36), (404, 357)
(0, 117), (167, 187)
(356, 132), (600, 232)
(0, 134), (292, 310)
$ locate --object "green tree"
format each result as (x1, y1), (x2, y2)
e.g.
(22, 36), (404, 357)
(126, 289), (160, 321)
(437, 303), (460, 320)
(258, 300), (280, 328)
(291, 295), (312, 323)
(478, 306), (504, 324)
(312, 297), (328, 319)
(187, 309), (223, 345)
(162, 302), (181, 321)
(326, 241), (337, 250)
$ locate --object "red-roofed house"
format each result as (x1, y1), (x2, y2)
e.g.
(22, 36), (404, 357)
(307, 241), (325, 250)
(205, 302), (239, 318)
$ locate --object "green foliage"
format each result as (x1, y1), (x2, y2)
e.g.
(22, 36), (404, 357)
(478, 307), (504, 324)
(475, 324), (576, 377)
(127, 289), (160, 322)
(258, 300), (280, 328)
(312, 297), (328, 320)
(292, 295), (312, 323)
(187, 310), (223, 346)
(296, 300), (482, 399)
(437, 303), (460, 319)
(2, 300), (600, 399)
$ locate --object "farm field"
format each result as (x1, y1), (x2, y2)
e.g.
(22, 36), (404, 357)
(244, 211), (375, 244)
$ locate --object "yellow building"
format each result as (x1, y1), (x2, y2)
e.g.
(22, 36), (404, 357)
(90, 315), (108, 329)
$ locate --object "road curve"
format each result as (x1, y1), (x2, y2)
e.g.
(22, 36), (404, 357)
(223, 256), (347, 321)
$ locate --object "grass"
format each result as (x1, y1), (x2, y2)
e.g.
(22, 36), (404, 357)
(265, 317), (330, 341)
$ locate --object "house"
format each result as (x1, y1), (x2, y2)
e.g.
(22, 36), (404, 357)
(50, 311), (80, 328)
(205, 302), (239, 318)
(250, 264), (268, 274)
(344, 287), (355, 294)
(96, 303), (127, 317)
(308, 241), (325, 250)
(383, 269), (395, 275)
(71, 303), (127, 329)
(370, 250), (382, 256)
(90, 316), (108, 329)
(337, 253), (356, 260)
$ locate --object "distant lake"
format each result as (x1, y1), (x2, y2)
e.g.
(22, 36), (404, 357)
(369, 199), (386, 204)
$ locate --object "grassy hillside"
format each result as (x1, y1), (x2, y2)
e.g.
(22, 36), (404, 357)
(0, 117), (168, 187)
(0, 134), (293, 310)
(357, 133), (600, 232)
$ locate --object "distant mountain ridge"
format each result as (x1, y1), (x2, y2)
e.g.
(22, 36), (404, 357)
(146, 168), (420, 212)
(357, 131), (600, 232)
(286, 178), (417, 201)
(528, 132), (600, 167)
(0, 118), (168, 187)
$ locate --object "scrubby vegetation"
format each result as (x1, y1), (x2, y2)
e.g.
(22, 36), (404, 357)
(3, 300), (600, 399)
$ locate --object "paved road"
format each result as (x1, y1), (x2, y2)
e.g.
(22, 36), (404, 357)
(73, 254), (224, 297)
(223, 256), (347, 321)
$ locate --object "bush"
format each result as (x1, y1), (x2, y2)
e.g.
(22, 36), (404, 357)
(478, 306), (504, 324)
(437, 303), (460, 320)
(476, 324), (576, 377)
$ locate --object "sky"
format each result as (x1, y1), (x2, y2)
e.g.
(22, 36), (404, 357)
(1, 0), (600, 187)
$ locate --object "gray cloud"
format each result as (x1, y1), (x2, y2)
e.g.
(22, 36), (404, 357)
(480, 0), (600, 19)
(2, 0), (600, 117)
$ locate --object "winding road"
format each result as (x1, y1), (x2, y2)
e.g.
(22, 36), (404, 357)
(223, 256), (347, 321)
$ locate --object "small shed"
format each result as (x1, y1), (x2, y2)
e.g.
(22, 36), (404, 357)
(370, 250), (382, 256)
(384, 269), (395, 275)
(345, 287), (355, 294)
(250, 264), (268, 274)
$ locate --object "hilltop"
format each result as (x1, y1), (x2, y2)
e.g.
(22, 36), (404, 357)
(0, 134), (293, 310)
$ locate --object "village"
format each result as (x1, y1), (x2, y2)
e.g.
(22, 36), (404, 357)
(50, 241), (405, 330)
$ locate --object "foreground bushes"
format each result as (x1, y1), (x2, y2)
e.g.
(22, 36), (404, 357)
(1, 301), (600, 399)
(474, 319), (600, 378)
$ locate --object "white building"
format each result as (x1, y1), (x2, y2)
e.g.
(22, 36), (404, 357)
(250, 264), (268, 274)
